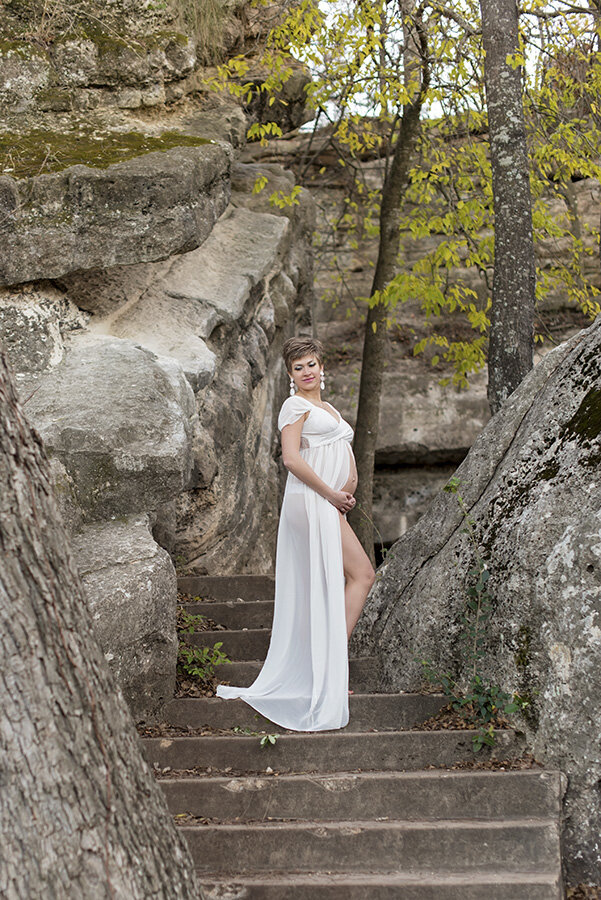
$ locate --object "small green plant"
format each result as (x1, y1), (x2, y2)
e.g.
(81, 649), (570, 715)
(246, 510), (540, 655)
(178, 608), (205, 633)
(177, 642), (230, 682)
(421, 661), (527, 751)
(176, 606), (230, 685)
(174, 553), (188, 572)
(419, 477), (527, 751)
(232, 726), (279, 750)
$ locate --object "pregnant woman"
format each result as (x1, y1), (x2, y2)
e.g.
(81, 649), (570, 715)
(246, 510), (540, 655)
(216, 336), (375, 731)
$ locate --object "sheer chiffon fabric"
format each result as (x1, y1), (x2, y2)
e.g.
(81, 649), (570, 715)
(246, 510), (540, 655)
(215, 394), (355, 731)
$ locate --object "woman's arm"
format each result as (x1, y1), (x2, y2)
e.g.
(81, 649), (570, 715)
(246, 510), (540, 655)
(281, 416), (355, 513)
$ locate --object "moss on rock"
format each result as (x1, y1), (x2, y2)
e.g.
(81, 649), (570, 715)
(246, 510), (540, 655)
(35, 88), (74, 112)
(146, 30), (191, 48)
(0, 128), (211, 180)
(0, 38), (49, 59)
(561, 388), (601, 443)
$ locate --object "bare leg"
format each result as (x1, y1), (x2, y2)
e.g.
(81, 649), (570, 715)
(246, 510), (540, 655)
(339, 512), (376, 641)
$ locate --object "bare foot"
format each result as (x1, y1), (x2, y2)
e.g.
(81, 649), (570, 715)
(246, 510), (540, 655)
(348, 689), (354, 695)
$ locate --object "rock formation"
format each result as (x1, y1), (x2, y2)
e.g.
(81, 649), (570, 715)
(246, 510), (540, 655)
(352, 315), (601, 882)
(0, 159), (313, 718)
(0, 0), (314, 718)
(0, 141), (231, 285)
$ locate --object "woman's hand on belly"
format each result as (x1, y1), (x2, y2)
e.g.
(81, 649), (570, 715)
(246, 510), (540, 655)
(328, 489), (356, 513)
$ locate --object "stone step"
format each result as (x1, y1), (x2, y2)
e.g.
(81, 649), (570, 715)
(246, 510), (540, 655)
(142, 728), (522, 774)
(179, 574), (274, 602)
(160, 693), (448, 733)
(183, 599), (274, 630)
(162, 768), (564, 823)
(223, 657), (381, 693)
(181, 818), (560, 874)
(197, 871), (562, 899)
(191, 628), (270, 659)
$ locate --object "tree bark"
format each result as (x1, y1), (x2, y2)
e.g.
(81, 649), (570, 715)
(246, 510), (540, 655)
(0, 348), (199, 899)
(480, 0), (536, 414)
(350, 21), (429, 561)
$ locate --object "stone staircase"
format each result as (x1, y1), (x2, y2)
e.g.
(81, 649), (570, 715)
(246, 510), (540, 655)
(140, 575), (566, 899)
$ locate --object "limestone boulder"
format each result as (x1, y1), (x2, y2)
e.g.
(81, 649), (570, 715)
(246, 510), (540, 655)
(105, 284), (218, 393)
(231, 163), (316, 323)
(0, 142), (231, 286)
(56, 259), (167, 318)
(158, 206), (291, 323)
(44, 162), (312, 579)
(72, 515), (178, 719)
(100, 206), (290, 390)
(175, 350), (285, 574)
(173, 105), (248, 150)
(0, 0), (195, 111)
(170, 170), (315, 573)
(353, 316), (601, 883)
(19, 335), (197, 522)
(49, 33), (196, 89)
(0, 284), (88, 377)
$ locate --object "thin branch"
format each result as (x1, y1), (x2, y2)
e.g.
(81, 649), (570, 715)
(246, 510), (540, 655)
(422, 0), (480, 35)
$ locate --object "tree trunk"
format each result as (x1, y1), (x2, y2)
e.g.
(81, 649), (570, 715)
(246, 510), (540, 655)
(480, 0), (536, 414)
(350, 29), (429, 561)
(0, 347), (199, 899)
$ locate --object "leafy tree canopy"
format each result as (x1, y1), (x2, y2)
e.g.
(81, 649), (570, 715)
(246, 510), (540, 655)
(209, 0), (601, 385)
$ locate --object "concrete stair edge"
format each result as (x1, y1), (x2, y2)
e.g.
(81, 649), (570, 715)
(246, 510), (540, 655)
(182, 817), (561, 874)
(143, 728), (524, 773)
(160, 768), (564, 822)
(160, 692), (449, 733)
(178, 574), (275, 601)
(196, 870), (563, 900)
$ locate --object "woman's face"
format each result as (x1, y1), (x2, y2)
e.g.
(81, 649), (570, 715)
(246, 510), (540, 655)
(289, 354), (322, 392)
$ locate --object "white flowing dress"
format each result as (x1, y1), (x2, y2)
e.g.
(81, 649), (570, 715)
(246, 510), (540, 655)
(216, 394), (355, 731)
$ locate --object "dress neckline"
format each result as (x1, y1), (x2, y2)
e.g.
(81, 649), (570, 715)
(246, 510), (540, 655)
(301, 398), (341, 425)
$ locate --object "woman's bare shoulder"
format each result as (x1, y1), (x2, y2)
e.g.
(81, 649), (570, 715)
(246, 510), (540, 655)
(278, 395), (311, 430)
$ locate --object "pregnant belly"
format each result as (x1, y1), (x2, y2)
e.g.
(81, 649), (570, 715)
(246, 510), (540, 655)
(341, 446), (358, 494)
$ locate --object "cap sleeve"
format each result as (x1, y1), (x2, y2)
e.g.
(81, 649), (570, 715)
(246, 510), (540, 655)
(278, 395), (310, 431)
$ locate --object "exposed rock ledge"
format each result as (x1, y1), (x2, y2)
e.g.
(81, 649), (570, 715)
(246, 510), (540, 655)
(352, 316), (601, 883)
(0, 140), (231, 286)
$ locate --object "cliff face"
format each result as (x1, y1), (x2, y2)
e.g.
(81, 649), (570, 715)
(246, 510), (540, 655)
(352, 315), (601, 883)
(0, 0), (314, 718)
(0, 0), (307, 126)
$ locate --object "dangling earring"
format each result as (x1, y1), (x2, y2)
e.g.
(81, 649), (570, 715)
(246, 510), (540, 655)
(290, 377), (296, 396)
(320, 369), (325, 391)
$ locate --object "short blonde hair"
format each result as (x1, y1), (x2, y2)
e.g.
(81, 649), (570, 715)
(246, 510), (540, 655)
(283, 336), (324, 373)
